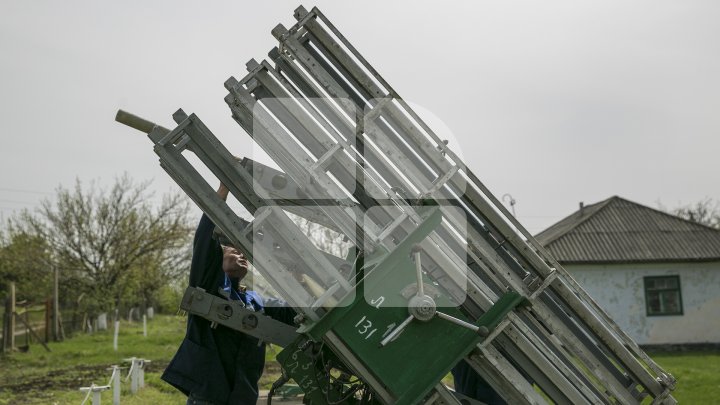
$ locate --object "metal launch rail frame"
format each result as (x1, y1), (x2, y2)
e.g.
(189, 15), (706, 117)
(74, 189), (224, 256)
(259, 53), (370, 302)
(116, 5), (676, 404)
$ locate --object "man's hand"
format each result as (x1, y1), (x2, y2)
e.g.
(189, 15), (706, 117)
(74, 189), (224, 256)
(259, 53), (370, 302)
(217, 183), (230, 201)
(222, 246), (249, 280)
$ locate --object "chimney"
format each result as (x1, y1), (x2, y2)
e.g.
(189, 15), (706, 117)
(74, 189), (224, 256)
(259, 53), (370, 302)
(579, 202), (585, 216)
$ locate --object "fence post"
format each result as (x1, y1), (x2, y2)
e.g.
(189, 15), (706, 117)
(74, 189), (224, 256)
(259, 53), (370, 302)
(123, 357), (150, 394)
(143, 314), (147, 337)
(131, 359), (139, 393)
(139, 359), (147, 388)
(107, 364), (121, 405)
(2, 297), (7, 352)
(79, 383), (110, 405)
(52, 266), (60, 341)
(44, 298), (50, 343)
(92, 389), (101, 405)
(9, 282), (15, 351)
(113, 316), (120, 351)
(125, 357), (139, 394)
(24, 306), (29, 347)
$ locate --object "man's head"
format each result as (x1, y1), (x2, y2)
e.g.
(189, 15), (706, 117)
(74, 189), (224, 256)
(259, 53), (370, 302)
(222, 245), (249, 280)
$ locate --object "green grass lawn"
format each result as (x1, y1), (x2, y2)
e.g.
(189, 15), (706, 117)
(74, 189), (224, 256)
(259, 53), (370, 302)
(648, 350), (720, 403)
(0, 314), (717, 404)
(0, 314), (188, 404)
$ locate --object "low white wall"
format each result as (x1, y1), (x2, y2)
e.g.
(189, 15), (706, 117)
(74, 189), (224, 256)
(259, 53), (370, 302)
(565, 261), (720, 345)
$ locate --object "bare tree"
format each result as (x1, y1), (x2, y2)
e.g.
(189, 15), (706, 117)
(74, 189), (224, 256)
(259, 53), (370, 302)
(10, 175), (193, 311)
(672, 198), (720, 229)
(286, 212), (352, 258)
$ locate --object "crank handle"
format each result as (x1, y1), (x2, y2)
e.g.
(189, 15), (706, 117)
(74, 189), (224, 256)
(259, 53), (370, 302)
(379, 314), (414, 347)
(436, 311), (489, 337)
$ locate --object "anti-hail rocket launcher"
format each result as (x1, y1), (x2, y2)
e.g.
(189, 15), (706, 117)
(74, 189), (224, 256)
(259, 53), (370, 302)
(117, 6), (676, 404)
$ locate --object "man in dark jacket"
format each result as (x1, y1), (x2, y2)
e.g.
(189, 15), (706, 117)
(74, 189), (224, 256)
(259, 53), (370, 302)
(162, 183), (294, 404)
(452, 360), (507, 405)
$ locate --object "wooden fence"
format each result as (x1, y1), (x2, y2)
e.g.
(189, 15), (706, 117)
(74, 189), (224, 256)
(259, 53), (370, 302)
(2, 282), (53, 352)
(2, 282), (154, 352)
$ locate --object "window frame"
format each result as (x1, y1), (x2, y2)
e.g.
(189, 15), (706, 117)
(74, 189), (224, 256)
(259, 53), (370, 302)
(644, 275), (683, 317)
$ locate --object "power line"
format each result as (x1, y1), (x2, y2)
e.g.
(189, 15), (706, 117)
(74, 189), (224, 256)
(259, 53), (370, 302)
(0, 187), (54, 196)
(0, 198), (40, 205)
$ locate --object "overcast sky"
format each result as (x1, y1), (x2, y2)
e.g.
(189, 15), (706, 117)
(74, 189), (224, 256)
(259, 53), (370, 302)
(1, 1), (718, 234)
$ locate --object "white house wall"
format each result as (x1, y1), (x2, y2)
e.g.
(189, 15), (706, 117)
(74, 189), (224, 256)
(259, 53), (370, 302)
(566, 261), (720, 345)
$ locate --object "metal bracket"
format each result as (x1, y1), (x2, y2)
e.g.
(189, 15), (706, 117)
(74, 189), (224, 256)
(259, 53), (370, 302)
(180, 287), (299, 347)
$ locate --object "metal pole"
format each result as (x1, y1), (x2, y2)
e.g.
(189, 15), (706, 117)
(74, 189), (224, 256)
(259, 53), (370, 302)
(142, 314), (147, 337)
(502, 194), (517, 217)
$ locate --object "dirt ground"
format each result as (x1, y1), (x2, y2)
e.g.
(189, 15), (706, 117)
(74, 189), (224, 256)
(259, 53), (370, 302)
(0, 360), (173, 403)
(0, 355), (298, 404)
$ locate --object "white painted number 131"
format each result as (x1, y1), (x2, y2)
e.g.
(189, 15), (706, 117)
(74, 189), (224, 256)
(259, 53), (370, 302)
(355, 316), (378, 339)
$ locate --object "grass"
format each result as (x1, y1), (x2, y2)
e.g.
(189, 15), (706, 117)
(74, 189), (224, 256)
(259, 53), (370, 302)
(648, 350), (720, 403)
(0, 315), (718, 404)
(0, 314), (188, 404)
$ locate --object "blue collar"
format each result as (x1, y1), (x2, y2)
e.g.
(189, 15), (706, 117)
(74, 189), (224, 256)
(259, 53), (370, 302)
(222, 275), (264, 311)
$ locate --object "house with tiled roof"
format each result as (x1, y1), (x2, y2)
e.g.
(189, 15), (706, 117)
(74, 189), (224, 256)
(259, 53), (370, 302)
(535, 196), (720, 346)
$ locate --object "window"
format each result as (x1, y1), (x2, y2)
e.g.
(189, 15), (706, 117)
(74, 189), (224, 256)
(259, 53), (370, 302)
(644, 276), (683, 316)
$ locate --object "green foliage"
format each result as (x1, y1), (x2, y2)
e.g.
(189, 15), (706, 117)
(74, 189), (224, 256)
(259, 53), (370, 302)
(4, 175), (193, 314)
(155, 284), (183, 314)
(0, 232), (52, 302)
